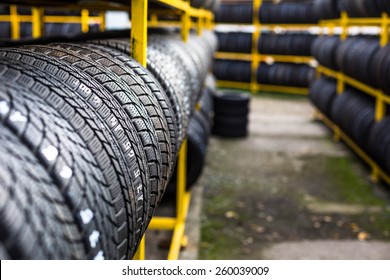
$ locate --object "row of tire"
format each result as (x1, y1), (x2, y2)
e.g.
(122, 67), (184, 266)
(215, 0), (335, 24)
(217, 32), (315, 56)
(310, 77), (390, 175)
(312, 36), (390, 96)
(0, 29), (217, 260)
(213, 60), (315, 88)
(0, 5), (100, 39)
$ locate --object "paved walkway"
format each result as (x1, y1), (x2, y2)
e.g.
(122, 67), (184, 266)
(198, 95), (390, 260)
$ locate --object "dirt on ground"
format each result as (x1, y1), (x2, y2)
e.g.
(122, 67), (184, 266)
(199, 95), (390, 260)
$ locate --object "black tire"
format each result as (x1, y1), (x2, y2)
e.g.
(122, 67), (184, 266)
(213, 90), (250, 116)
(20, 44), (162, 230)
(84, 42), (178, 178)
(0, 123), (86, 259)
(0, 75), (115, 260)
(89, 39), (185, 148)
(52, 42), (172, 203)
(0, 53), (142, 259)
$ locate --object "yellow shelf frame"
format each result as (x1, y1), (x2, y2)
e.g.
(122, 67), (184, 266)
(3, 0), (212, 261)
(131, 0), (213, 260)
(214, 0), (315, 95)
(217, 80), (309, 95)
(215, 52), (314, 64)
(316, 113), (390, 185)
(316, 12), (390, 185)
(0, 5), (105, 39)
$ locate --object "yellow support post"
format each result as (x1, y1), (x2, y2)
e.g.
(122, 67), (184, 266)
(380, 13), (389, 47)
(181, 9), (190, 42)
(10, 5), (20, 40)
(81, 9), (90, 33)
(340, 11), (348, 40)
(31, 7), (44, 38)
(251, 0), (261, 93)
(375, 95), (386, 121)
(133, 236), (145, 260)
(131, 0), (148, 67)
(99, 11), (106, 32)
(337, 72), (345, 94)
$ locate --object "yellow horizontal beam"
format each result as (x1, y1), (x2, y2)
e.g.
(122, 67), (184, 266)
(148, 217), (176, 230)
(154, 0), (189, 12)
(217, 80), (309, 95)
(217, 80), (252, 90)
(214, 52), (253, 61)
(0, 14), (103, 24)
(261, 55), (314, 64)
(317, 65), (338, 79)
(259, 84), (309, 95)
(318, 65), (387, 100)
(319, 113), (390, 186)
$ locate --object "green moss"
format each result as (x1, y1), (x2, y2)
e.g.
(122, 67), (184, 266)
(324, 157), (385, 206)
(199, 218), (242, 260)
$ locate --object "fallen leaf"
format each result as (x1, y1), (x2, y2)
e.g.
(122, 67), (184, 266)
(323, 216), (333, 223)
(250, 224), (265, 234)
(336, 220), (344, 227)
(357, 232), (370, 241)
(350, 223), (360, 232)
(313, 222), (321, 229)
(225, 211), (239, 219)
(242, 237), (254, 246)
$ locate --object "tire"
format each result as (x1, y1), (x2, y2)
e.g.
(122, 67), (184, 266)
(212, 91), (250, 138)
(0, 123), (86, 260)
(309, 77), (338, 116)
(84, 43), (178, 178)
(0, 76), (116, 260)
(89, 39), (185, 148)
(51, 42), (172, 205)
(0, 53), (142, 259)
(19, 44), (162, 231)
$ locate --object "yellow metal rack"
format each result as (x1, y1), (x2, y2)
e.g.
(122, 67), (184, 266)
(1, 0), (213, 260)
(0, 5), (105, 39)
(130, 0), (213, 260)
(214, 0), (316, 95)
(317, 12), (390, 184)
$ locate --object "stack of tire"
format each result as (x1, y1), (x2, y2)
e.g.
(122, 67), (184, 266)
(212, 91), (250, 138)
(213, 59), (252, 83)
(313, 0), (341, 20)
(214, 1), (317, 90)
(257, 63), (316, 88)
(0, 29), (217, 259)
(215, 2), (253, 24)
(310, 80), (375, 153)
(165, 77), (215, 195)
(0, 5), (100, 39)
(310, 0), (390, 176)
(340, 0), (390, 17)
(259, 33), (316, 56)
(216, 32), (252, 54)
(259, 2), (319, 24)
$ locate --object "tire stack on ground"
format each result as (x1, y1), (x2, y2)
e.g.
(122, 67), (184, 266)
(0, 5), (100, 39)
(0, 29), (217, 259)
(212, 91), (250, 138)
(310, 0), (390, 175)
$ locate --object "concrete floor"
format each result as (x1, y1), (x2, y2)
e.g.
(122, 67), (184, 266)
(147, 95), (390, 259)
(198, 95), (390, 260)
